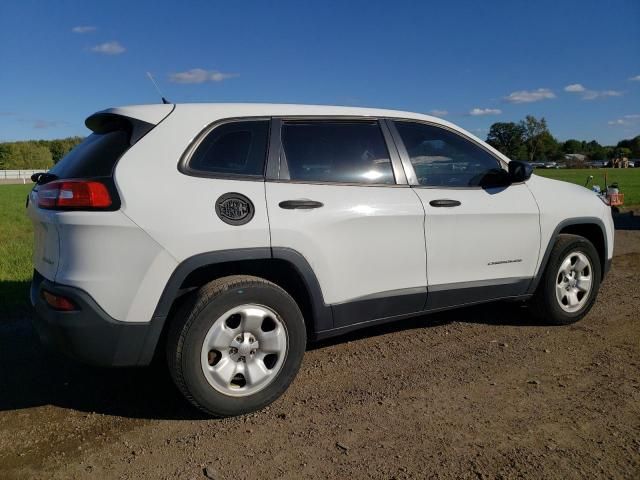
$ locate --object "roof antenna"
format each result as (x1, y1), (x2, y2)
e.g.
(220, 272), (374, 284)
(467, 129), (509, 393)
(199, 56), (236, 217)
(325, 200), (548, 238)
(146, 72), (171, 104)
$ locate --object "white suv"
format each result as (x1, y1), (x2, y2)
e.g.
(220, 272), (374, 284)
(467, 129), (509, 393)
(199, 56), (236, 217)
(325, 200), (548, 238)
(28, 103), (614, 416)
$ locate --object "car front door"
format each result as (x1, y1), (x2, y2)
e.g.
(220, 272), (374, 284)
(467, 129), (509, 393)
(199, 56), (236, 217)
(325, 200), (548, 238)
(388, 120), (540, 310)
(265, 119), (427, 331)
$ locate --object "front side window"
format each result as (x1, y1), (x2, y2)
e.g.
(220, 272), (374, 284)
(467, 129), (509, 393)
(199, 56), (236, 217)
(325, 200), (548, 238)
(393, 121), (503, 187)
(187, 120), (270, 177)
(281, 121), (395, 184)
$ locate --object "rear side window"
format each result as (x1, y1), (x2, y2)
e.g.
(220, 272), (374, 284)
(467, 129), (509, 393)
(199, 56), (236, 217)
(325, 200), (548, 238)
(49, 130), (131, 178)
(393, 121), (503, 187)
(281, 121), (395, 184)
(187, 120), (270, 177)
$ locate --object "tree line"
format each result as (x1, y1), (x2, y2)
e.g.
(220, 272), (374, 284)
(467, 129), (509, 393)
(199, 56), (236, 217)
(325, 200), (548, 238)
(0, 137), (83, 170)
(486, 116), (640, 164)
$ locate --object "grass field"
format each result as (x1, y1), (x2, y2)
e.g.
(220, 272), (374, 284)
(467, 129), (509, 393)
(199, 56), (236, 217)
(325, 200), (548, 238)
(0, 184), (33, 313)
(535, 168), (640, 207)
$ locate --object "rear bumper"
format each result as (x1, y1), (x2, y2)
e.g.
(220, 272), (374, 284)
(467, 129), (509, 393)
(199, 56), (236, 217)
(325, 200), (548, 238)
(30, 271), (159, 367)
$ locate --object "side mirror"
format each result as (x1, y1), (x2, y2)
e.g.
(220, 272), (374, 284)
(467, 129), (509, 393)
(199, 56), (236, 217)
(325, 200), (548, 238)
(478, 168), (512, 188)
(508, 160), (533, 183)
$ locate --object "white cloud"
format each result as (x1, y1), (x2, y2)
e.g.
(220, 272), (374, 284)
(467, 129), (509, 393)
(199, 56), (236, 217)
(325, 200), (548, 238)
(169, 68), (238, 84)
(629, 75), (640, 81)
(608, 114), (640, 126)
(469, 108), (502, 116)
(90, 41), (125, 55)
(565, 83), (623, 100)
(504, 88), (556, 104)
(582, 89), (622, 100)
(72, 25), (96, 34)
(428, 109), (448, 117)
(564, 83), (586, 92)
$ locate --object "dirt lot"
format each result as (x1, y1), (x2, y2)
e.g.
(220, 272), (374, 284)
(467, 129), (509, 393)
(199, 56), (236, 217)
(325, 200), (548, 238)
(1, 231), (639, 480)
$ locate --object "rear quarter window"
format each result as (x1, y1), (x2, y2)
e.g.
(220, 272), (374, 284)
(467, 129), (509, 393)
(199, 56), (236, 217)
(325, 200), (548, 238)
(184, 120), (270, 178)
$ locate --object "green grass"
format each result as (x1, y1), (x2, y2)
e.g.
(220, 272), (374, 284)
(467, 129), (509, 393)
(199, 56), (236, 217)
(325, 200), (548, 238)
(535, 168), (640, 207)
(0, 184), (33, 314)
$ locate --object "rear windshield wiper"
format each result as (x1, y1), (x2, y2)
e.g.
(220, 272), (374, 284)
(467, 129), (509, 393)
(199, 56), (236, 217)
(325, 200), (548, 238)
(31, 172), (58, 185)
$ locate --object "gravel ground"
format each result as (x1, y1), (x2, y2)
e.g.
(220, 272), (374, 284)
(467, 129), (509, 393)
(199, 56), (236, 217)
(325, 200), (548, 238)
(1, 231), (639, 480)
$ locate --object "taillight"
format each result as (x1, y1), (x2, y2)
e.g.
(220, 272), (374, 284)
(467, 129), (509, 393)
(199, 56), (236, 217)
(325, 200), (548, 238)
(37, 180), (112, 210)
(42, 290), (77, 311)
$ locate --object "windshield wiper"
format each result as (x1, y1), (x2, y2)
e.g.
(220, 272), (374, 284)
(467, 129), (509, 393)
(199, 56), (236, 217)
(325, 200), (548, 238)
(31, 172), (58, 184)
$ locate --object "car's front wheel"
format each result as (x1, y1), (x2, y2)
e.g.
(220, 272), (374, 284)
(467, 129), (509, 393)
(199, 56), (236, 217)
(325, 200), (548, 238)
(166, 275), (306, 417)
(529, 234), (601, 325)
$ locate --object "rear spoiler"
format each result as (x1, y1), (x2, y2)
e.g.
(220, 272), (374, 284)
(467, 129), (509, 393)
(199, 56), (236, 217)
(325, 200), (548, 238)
(85, 104), (175, 144)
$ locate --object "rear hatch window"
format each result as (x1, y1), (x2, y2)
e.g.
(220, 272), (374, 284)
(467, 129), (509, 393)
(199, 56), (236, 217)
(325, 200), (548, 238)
(46, 112), (158, 181)
(48, 129), (131, 179)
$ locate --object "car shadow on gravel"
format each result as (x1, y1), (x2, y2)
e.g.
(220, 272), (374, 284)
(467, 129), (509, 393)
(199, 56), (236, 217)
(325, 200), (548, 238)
(0, 313), (207, 420)
(0, 280), (31, 318)
(0, 301), (537, 420)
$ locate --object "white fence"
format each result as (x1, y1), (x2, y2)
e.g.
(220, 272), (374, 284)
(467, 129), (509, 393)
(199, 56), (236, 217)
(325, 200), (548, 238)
(0, 169), (47, 182)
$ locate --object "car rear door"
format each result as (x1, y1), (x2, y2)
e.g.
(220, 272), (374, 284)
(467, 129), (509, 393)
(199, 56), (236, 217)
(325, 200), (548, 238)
(387, 119), (540, 309)
(265, 118), (427, 332)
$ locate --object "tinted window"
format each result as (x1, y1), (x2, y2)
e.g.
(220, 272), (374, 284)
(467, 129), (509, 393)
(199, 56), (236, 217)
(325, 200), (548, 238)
(281, 121), (395, 184)
(188, 120), (269, 176)
(394, 121), (503, 187)
(50, 130), (131, 178)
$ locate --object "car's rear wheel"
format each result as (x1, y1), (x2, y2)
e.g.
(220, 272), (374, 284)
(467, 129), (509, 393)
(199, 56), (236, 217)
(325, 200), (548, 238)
(529, 234), (601, 325)
(166, 275), (306, 417)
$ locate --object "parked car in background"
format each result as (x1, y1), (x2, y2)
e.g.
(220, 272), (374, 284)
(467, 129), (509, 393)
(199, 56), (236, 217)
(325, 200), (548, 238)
(589, 161), (608, 168)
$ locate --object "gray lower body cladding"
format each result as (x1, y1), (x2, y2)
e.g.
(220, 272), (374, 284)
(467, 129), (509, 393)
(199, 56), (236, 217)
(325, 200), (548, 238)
(30, 270), (160, 367)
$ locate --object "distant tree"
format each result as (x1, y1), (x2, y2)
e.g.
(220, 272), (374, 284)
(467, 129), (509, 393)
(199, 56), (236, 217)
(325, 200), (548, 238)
(616, 135), (640, 158)
(0, 142), (53, 169)
(486, 122), (526, 160)
(536, 131), (561, 161)
(610, 147), (632, 159)
(49, 140), (68, 164)
(562, 139), (583, 154)
(0, 144), (10, 168)
(585, 140), (608, 160)
(520, 115), (550, 162)
(0, 136), (83, 169)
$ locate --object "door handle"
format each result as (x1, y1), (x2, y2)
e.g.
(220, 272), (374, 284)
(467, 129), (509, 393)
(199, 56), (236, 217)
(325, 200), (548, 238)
(429, 199), (461, 208)
(279, 199), (324, 210)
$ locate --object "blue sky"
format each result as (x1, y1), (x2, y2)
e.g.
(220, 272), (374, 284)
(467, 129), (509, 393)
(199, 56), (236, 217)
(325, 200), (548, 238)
(0, 0), (638, 144)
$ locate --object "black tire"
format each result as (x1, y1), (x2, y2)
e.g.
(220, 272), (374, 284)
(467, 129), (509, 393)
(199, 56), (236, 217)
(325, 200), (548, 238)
(529, 234), (601, 325)
(166, 275), (306, 417)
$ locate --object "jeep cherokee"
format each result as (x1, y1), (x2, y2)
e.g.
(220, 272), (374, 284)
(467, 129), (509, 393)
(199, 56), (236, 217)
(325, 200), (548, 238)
(28, 103), (614, 416)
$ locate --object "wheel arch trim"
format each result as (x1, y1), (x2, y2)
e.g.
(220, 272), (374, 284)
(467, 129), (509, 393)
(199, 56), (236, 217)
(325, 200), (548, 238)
(139, 247), (333, 365)
(527, 216), (608, 295)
